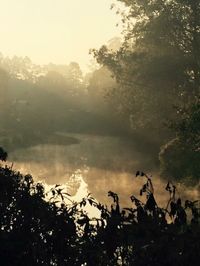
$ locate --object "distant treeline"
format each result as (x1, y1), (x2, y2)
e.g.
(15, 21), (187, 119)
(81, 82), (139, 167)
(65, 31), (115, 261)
(0, 53), (129, 152)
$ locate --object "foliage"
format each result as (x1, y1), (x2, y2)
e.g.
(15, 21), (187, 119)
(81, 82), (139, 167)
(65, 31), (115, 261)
(0, 150), (200, 265)
(0, 53), (126, 152)
(160, 100), (200, 181)
(92, 0), (200, 136)
(173, 101), (200, 150)
(91, 0), (200, 179)
(0, 153), (79, 265)
(0, 147), (7, 161)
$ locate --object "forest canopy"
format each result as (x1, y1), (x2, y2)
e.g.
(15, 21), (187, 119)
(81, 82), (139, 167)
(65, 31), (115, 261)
(92, 0), (200, 181)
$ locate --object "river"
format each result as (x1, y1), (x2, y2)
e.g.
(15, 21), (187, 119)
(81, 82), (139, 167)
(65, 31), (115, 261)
(8, 133), (199, 211)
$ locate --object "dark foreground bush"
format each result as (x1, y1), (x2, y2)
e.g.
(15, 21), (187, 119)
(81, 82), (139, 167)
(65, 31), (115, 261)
(0, 151), (200, 265)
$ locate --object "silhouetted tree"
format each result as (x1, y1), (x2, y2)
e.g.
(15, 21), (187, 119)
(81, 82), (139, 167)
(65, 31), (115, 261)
(0, 150), (200, 265)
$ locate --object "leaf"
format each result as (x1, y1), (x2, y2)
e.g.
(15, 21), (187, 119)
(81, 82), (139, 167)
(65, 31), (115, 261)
(63, 192), (71, 196)
(165, 182), (170, 191)
(123, 208), (134, 213)
(145, 194), (157, 211)
(88, 199), (93, 206)
(136, 171), (140, 177)
(77, 218), (87, 226)
(170, 202), (177, 217)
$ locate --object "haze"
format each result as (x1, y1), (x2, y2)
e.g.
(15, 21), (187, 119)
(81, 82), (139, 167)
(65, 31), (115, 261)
(0, 0), (121, 71)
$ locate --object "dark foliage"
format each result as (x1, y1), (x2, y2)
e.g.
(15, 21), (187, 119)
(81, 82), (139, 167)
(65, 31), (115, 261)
(0, 151), (200, 265)
(160, 100), (200, 181)
(0, 147), (7, 161)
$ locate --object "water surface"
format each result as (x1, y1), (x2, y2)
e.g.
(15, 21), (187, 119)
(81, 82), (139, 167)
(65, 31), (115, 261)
(8, 133), (198, 209)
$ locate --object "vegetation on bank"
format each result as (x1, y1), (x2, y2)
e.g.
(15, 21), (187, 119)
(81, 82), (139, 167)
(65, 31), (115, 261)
(0, 53), (129, 154)
(92, 0), (200, 182)
(0, 149), (199, 266)
(1, 0), (200, 187)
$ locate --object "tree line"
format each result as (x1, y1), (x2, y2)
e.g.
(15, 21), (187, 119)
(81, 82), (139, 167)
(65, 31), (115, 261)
(0, 53), (125, 152)
(92, 0), (200, 182)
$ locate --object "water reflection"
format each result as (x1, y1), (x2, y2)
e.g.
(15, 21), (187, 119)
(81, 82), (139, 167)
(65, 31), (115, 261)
(8, 134), (199, 211)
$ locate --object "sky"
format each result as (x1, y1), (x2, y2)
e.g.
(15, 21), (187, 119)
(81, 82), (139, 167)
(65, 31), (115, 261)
(0, 0), (122, 72)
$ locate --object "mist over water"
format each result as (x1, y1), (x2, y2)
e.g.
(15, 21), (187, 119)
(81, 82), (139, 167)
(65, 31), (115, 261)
(8, 133), (199, 209)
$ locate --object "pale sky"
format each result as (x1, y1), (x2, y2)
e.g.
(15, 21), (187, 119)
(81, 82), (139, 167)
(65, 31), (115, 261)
(0, 0), (122, 71)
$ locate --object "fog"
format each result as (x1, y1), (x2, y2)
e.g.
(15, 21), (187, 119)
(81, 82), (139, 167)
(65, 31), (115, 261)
(7, 135), (199, 211)
(1, 2), (200, 265)
(0, 51), (199, 211)
(0, 1), (199, 215)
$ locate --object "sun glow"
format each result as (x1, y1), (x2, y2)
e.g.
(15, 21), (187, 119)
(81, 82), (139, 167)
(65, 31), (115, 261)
(0, 0), (122, 72)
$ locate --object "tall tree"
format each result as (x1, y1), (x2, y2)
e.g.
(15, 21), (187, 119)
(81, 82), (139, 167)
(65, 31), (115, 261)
(93, 0), (200, 133)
